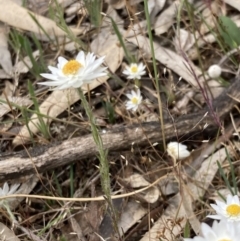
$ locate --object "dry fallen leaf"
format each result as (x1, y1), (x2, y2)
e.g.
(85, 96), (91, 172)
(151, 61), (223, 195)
(124, 173), (160, 203)
(0, 23), (12, 76)
(0, 223), (20, 241)
(0, 0), (83, 41)
(172, 90), (194, 115)
(117, 200), (148, 236)
(0, 96), (32, 118)
(154, 1), (180, 35)
(14, 50), (40, 75)
(224, 0), (240, 12)
(181, 182), (201, 235)
(199, 2), (220, 35)
(0, 80), (32, 118)
(105, 0), (126, 9)
(125, 173), (151, 188)
(174, 29), (195, 53)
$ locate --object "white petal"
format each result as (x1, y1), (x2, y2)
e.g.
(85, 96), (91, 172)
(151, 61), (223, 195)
(8, 183), (20, 195)
(40, 73), (60, 81)
(38, 81), (65, 87)
(126, 93), (133, 99)
(48, 66), (59, 74)
(84, 72), (107, 81)
(57, 83), (74, 90)
(207, 214), (222, 220)
(76, 51), (86, 66)
(85, 52), (96, 66)
(57, 57), (68, 69)
(3, 182), (9, 195)
(210, 203), (221, 212)
(72, 80), (84, 88)
(227, 194), (233, 204)
(216, 200), (226, 209)
(123, 69), (130, 75)
(179, 150), (190, 159)
(233, 195), (240, 204)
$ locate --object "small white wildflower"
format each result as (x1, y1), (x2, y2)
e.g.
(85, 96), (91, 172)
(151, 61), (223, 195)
(123, 63), (146, 80)
(39, 51), (107, 90)
(0, 182), (20, 197)
(0, 182), (20, 208)
(125, 89), (142, 112)
(184, 220), (240, 241)
(208, 194), (240, 222)
(207, 64), (222, 79)
(167, 142), (190, 160)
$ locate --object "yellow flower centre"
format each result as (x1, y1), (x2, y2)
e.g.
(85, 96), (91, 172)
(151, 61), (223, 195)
(131, 97), (138, 105)
(62, 60), (82, 75)
(130, 66), (138, 73)
(219, 239), (231, 241)
(226, 204), (240, 216)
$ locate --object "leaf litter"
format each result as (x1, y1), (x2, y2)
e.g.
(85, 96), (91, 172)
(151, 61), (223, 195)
(0, 0), (239, 241)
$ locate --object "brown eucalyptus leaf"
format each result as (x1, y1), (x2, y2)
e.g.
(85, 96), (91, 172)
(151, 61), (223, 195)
(0, 24), (12, 76)
(154, 1), (180, 35)
(0, 0), (82, 40)
(223, 0), (240, 12)
(0, 223), (20, 241)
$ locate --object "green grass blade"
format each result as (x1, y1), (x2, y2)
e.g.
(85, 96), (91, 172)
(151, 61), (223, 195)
(217, 160), (234, 195)
(217, 16), (240, 49)
(28, 80), (50, 139)
(225, 147), (237, 195)
(84, 0), (102, 27)
(110, 17), (132, 63)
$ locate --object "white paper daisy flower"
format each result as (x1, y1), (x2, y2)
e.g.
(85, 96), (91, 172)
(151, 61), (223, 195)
(123, 63), (146, 80)
(208, 194), (240, 222)
(0, 182), (20, 205)
(207, 64), (222, 79)
(184, 220), (240, 241)
(125, 89), (143, 112)
(39, 51), (107, 90)
(0, 182), (20, 197)
(167, 142), (190, 160)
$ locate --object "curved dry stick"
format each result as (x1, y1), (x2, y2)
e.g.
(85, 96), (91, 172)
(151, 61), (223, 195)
(0, 78), (239, 181)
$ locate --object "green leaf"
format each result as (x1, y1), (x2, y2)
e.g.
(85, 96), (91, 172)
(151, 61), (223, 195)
(183, 220), (191, 238)
(218, 16), (240, 49)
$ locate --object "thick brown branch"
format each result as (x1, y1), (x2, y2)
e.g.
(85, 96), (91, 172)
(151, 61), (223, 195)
(0, 78), (239, 181)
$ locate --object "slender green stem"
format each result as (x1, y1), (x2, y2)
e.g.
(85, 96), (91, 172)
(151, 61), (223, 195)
(77, 89), (111, 198)
(78, 89), (123, 238)
(4, 203), (17, 224)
